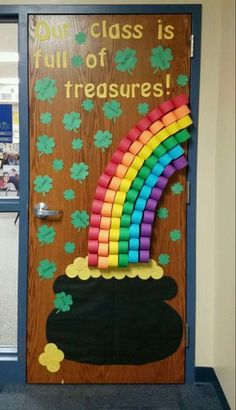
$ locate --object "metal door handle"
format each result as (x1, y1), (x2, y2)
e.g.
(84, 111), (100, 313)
(34, 202), (63, 220)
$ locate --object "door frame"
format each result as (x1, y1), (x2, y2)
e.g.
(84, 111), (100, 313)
(0, 4), (201, 385)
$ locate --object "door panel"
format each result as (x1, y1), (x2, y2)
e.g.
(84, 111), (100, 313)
(27, 14), (191, 383)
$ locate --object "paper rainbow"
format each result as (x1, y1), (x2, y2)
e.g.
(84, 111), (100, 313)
(88, 94), (192, 269)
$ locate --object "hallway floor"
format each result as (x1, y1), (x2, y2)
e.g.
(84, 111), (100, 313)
(0, 383), (228, 410)
(0, 213), (18, 348)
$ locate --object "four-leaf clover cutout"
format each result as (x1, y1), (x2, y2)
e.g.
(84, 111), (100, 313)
(37, 259), (57, 279)
(64, 241), (75, 254)
(158, 253), (170, 266)
(177, 74), (189, 86)
(52, 159), (64, 171)
(64, 189), (75, 201)
(36, 135), (55, 156)
(71, 55), (84, 68)
(70, 162), (89, 182)
(63, 112), (81, 132)
(114, 48), (138, 75)
(150, 46), (173, 73)
(34, 77), (58, 103)
(72, 138), (83, 151)
(157, 207), (169, 219)
(171, 182), (184, 195)
(54, 292), (73, 313)
(170, 229), (181, 241)
(82, 99), (94, 112)
(38, 343), (64, 373)
(102, 101), (122, 121)
(71, 210), (89, 231)
(37, 225), (56, 245)
(137, 103), (149, 116)
(75, 32), (87, 44)
(33, 175), (53, 196)
(40, 112), (52, 124)
(94, 130), (112, 152)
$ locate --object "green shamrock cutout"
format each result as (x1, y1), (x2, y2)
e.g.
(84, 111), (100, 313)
(94, 130), (112, 152)
(114, 48), (137, 75)
(150, 46), (173, 73)
(64, 189), (75, 201)
(36, 135), (55, 156)
(70, 162), (89, 182)
(72, 138), (83, 151)
(52, 159), (64, 172)
(102, 101), (122, 121)
(37, 259), (56, 279)
(171, 182), (184, 195)
(71, 55), (84, 68)
(82, 99), (94, 112)
(33, 175), (53, 196)
(137, 103), (149, 116)
(40, 112), (52, 124)
(63, 112), (81, 132)
(64, 241), (75, 254)
(71, 210), (89, 231)
(157, 207), (169, 219)
(158, 254), (170, 266)
(54, 292), (73, 313)
(170, 229), (181, 241)
(75, 32), (87, 44)
(177, 74), (189, 87)
(37, 225), (56, 245)
(34, 77), (58, 103)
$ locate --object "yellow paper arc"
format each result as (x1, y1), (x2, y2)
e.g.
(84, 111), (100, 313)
(65, 256), (164, 281)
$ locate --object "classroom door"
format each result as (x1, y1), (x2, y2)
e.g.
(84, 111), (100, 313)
(27, 13), (192, 383)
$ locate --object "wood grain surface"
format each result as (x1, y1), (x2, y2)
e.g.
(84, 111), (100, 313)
(27, 14), (191, 383)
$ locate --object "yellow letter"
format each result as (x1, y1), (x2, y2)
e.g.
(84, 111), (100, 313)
(34, 49), (42, 69)
(64, 81), (73, 98)
(98, 48), (107, 67)
(56, 51), (61, 68)
(109, 24), (120, 39)
(133, 24), (143, 39)
(63, 23), (71, 39)
(120, 84), (130, 98)
(86, 53), (97, 68)
(109, 83), (119, 98)
(62, 50), (68, 68)
(164, 25), (174, 39)
(153, 83), (163, 98)
(141, 82), (151, 97)
(75, 83), (83, 98)
(84, 83), (95, 98)
(44, 54), (54, 68)
(96, 83), (107, 98)
(121, 24), (132, 39)
(102, 20), (107, 37)
(35, 20), (50, 41)
(90, 23), (101, 38)
(157, 19), (163, 40)
(52, 25), (63, 40)
(131, 83), (140, 98)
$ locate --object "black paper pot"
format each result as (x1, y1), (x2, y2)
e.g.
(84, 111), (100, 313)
(46, 274), (183, 365)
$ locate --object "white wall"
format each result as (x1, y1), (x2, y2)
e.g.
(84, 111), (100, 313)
(214, 0), (235, 408)
(0, 0), (234, 407)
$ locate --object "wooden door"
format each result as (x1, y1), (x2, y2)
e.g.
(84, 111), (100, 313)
(27, 13), (192, 383)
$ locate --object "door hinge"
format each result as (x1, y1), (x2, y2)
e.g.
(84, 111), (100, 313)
(185, 323), (189, 348)
(190, 34), (194, 58)
(187, 181), (190, 204)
